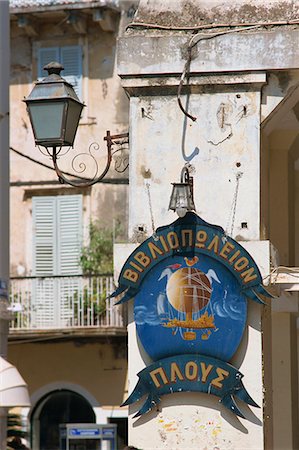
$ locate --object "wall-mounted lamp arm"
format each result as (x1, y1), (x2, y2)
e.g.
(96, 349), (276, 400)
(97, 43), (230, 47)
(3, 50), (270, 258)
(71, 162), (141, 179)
(49, 131), (129, 187)
(24, 62), (129, 187)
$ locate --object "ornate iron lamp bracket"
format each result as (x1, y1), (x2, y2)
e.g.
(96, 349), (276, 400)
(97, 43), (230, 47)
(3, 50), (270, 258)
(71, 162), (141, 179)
(50, 131), (129, 187)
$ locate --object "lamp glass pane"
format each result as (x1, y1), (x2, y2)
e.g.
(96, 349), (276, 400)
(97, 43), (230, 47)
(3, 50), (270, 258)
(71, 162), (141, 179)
(169, 184), (188, 210)
(64, 100), (84, 146)
(29, 102), (65, 140)
(169, 183), (195, 212)
(176, 188), (188, 208)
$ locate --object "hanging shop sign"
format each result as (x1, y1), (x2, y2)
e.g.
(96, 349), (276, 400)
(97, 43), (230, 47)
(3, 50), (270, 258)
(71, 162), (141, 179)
(112, 212), (272, 418)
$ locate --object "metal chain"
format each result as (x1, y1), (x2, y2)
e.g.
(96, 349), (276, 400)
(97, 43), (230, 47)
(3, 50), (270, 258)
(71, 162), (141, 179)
(226, 171), (243, 237)
(145, 182), (159, 240)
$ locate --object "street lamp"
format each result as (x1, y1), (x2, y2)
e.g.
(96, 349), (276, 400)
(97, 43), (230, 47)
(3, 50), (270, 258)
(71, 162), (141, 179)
(24, 62), (129, 187)
(169, 166), (196, 217)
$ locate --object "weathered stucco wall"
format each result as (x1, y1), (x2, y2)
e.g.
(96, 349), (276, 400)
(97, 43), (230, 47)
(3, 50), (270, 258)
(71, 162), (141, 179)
(118, 40), (267, 450)
(133, 0), (299, 27)
(117, 4), (299, 448)
(128, 86), (262, 242)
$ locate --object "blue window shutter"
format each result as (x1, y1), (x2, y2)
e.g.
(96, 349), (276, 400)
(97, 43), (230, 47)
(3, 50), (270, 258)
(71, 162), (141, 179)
(37, 46), (83, 99)
(61, 45), (83, 99)
(38, 47), (59, 78)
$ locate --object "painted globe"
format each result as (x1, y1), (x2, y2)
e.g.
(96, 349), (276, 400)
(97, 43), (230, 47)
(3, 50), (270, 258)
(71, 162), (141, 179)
(166, 267), (211, 314)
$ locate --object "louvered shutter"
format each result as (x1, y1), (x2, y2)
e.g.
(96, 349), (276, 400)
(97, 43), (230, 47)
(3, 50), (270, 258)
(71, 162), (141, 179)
(61, 46), (83, 99)
(38, 47), (60, 78)
(32, 196), (57, 276)
(32, 195), (83, 328)
(32, 197), (56, 328)
(38, 46), (83, 99)
(57, 195), (83, 326)
(57, 195), (82, 275)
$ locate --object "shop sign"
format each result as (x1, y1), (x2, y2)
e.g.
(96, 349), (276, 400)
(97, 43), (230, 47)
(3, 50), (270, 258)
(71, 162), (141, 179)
(69, 428), (100, 437)
(112, 212), (272, 418)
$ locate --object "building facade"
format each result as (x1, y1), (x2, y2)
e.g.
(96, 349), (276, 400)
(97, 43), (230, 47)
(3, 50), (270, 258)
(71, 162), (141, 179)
(8, 0), (137, 448)
(115, 0), (299, 448)
(7, 0), (299, 448)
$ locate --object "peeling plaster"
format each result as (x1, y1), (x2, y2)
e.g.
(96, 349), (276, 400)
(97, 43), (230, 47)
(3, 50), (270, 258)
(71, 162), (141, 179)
(133, 0), (299, 30)
(155, 411), (227, 449)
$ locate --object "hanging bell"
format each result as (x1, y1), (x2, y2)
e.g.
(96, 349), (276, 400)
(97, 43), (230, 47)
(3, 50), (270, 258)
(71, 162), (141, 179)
(169, 166), (196, 217)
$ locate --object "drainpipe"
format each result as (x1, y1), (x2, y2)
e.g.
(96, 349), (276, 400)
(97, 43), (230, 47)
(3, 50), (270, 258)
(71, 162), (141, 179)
(0, 1), (10, 448)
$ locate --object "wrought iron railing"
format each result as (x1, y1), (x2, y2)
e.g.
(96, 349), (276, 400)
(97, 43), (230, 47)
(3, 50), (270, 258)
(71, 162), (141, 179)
(9, 275), (125, 331)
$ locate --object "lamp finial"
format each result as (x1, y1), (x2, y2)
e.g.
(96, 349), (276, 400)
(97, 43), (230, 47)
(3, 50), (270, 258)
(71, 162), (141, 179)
(43, 61), (64, 76)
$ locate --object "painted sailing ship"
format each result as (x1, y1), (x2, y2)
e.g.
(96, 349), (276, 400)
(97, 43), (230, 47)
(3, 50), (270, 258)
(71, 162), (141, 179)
(161, 257), (218, 341)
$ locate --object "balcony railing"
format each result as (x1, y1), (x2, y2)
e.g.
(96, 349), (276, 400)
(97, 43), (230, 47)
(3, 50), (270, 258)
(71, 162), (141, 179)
(9, 275), (126, 331)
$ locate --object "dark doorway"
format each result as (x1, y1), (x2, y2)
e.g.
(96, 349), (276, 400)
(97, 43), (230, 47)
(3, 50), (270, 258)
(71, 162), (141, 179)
(32, 390), (95, 450)
(109, 417), (128, 449)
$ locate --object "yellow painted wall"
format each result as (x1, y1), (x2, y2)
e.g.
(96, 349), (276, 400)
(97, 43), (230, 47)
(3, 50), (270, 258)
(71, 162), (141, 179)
(8, 339), (128, 408)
